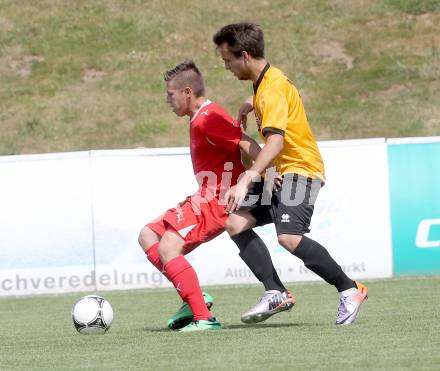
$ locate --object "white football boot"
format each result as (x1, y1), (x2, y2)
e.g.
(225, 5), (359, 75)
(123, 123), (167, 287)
(335, 281), (368, 325)
(241, 290), (296, 324)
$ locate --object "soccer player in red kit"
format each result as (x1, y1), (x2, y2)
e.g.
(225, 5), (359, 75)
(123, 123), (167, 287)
(138, 60), (274, 331)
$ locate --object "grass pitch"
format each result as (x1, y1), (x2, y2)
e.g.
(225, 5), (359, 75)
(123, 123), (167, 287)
(1, 0), (439, 154)
(1, 277), (440, 370)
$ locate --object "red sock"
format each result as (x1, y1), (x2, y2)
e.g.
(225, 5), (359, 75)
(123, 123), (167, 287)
(145, 243), (170, 280)
(164, 255), (211, 321)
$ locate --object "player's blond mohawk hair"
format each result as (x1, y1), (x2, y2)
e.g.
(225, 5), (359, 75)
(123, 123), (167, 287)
(163, 60), (205, 97)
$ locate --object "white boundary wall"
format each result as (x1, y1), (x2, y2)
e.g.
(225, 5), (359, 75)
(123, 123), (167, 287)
(0, 139), (393, 296)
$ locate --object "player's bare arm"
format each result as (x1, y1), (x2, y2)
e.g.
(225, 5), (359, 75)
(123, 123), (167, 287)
(247, 132), (283, 174)
(238, 132), (282, 192)
(238, 96), (254, 130)
(239, 131), (261, 160)
(225, 132), (284, 212)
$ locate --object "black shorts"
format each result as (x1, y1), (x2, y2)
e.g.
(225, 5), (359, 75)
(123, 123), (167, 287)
(243, 173), (323, 235)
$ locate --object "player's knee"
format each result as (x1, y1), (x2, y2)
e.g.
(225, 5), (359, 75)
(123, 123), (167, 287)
(226, 210), (256, 236)
(138, 226), (157, 252)
(138, 228), (148, 250)
(277, 234), (302, 252)
(225, 215), (242, 235)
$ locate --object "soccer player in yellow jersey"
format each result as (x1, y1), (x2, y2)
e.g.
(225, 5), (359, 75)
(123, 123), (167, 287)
(213, 23), (368, 325)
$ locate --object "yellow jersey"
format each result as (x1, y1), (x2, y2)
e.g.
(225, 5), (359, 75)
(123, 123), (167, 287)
(253, 65), (325, 181)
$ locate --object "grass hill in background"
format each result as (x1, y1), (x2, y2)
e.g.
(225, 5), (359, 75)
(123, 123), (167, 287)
(1, 0), (439, 155)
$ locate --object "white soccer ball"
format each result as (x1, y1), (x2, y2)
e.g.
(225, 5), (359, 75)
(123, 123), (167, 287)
(71, 295), (113, 334)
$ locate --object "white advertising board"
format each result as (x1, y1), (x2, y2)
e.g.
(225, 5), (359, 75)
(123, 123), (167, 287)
(190, 138), (393, 287)
(0, 141), (393, 296)
(0, 152), (95, 295)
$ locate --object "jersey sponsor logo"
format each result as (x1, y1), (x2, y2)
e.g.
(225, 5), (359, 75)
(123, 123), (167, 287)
(281, 214), (290, 223)
(177, 224), (197, 238)
(415, 219), (440, 248)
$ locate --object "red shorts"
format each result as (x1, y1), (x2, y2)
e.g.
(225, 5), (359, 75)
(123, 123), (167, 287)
(147, 196), (227, 253)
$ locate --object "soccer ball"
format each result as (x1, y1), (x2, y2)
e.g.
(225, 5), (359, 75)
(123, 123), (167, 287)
(71, 295), (113, 334)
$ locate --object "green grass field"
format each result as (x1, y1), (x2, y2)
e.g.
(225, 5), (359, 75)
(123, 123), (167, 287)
(1, 277), (439, 370)
(1, 0), (439, 155)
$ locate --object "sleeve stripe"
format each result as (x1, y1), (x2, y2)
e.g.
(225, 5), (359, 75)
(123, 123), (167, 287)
(262, 127), (285, 137)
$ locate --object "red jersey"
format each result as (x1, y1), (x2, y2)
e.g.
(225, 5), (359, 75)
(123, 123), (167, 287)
(190, 100), (244, 198)
(147, 100), (244, 251)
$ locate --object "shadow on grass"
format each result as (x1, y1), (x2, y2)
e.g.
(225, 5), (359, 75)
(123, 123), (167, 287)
(142, 321), (326, 333)
(225, 322), (307, 330)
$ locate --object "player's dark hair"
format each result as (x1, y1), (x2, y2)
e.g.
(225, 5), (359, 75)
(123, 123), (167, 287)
(163, 60), (205, 97)
(213, 23), (265, 59)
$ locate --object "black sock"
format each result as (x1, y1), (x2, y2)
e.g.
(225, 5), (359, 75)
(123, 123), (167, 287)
(231, 229), (286, 292)
(292, 236), (356, 292)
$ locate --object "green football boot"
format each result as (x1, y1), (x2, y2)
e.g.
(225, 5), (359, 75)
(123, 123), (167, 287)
(178, 317), (222, 332)
(167, 292), (214, 330)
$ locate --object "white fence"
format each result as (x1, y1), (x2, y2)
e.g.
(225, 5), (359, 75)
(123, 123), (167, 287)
(0, 139), (393, 296)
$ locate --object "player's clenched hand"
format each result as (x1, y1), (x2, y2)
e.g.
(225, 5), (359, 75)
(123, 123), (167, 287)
(237, 97), (254, 130)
